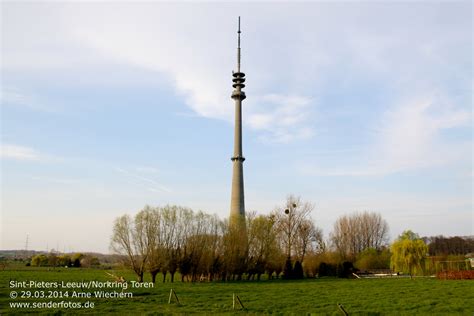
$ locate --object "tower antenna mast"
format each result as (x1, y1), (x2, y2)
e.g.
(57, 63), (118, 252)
(237, 16), (241, 72)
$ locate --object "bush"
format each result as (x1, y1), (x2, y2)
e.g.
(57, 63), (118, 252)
(293, 261), (304, 279)
(283, 258), (293, 279)
(71, 253), (84, 267)
(337, 261), (356, 278)
(436, 270), (474, 280)
(318, 262), (337, 277)
(48, 254), (58, 267)
(31, 254), (49, 267)
(57, 255), (72, 267)
(80, 256), (100, 268)
(303, 254), (319, 277)
(355, 248), (391, 271)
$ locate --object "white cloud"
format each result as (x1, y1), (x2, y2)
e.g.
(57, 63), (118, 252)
(2, 3), (317, 143)
(246, 94), (315, 143)
(30, 176), (80, 185)
(0, 87), (62, 112)
(299, 96), (472, 177)
(315, 193), (473, 240)
(1, 144), (43, 161)
(0, 88), (30, 106)
(134, 166), (160, 174)
(114, 167), (171, 193)
(63, 5), (233, 120)
(2, 2), (471, 153)
(0, 144), (63, 163)
(373, 97), (471, 173)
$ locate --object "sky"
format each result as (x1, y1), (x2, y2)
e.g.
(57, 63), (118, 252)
(1, 1), (472, 254)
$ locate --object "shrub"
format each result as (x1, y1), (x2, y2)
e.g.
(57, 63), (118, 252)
(31, 254), (49, 267)
(283, 258), (293, 279)
(436, 270), (474, 280)
(293, 261), (304, 279)
(47, 254), (58, 267)
(80, 256), (100, 268)
(71, 253), (84, 267)
(57, 255), (71, 267)
(318, 262), (337, 277)
(303, 254), (319, 277)
(355, 248), (391, 271)
(337, 261), (356, 278)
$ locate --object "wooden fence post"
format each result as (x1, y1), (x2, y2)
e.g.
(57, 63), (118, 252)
(233, 293), (245, 310)
(236, 295), (245, 310)
(168, 289), (180, 305)
(338, 303), (348, 315)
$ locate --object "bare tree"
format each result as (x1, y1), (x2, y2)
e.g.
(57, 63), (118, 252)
(330, 211), (389, 261)
(145, 207), (162, 283)
(112, 199), (325, 282)
(222, 217), (248, 280)
(274, 195), (315, 260)
(294, 219), (324, 262)
(246, 212), (279, 280)
(179, 211), (218, 281)
(111, 207), (157, 282)
(158, 205), (189, 283)
(424, 235), (474, 256)
(200, 214), (224, 281)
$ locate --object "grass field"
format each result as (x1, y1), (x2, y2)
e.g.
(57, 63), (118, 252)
(1, 267), (473, 315)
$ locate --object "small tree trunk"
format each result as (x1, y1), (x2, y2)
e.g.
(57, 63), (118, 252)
(150, 269), (159, 284)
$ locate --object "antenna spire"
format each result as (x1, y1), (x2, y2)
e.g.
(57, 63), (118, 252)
(237, 16), (241, 72)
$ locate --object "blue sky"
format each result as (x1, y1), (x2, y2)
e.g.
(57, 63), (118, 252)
(1, 1), (472, 253)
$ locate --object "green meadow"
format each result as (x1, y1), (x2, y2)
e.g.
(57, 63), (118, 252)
(1, 267), (473, 315)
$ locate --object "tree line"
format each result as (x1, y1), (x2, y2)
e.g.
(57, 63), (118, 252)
(111, 195), (472, 282)
(422, 235), (474, 256)
(29, 253), (99, 268)
(111, 196), (394, 282)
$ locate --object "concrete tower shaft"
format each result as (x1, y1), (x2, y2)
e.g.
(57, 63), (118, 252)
(229, 17), (246, 228)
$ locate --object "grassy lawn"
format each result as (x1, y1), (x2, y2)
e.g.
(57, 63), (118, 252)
(1, 267), (473, 314)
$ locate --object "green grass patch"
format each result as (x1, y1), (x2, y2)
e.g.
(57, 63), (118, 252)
(1, 267), (473, 314)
